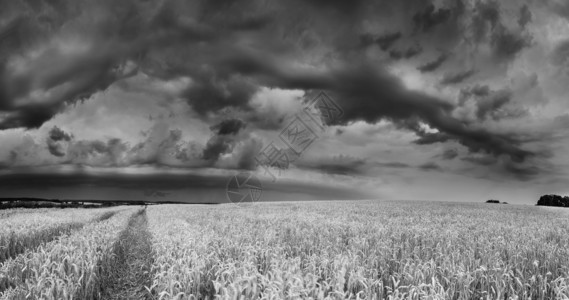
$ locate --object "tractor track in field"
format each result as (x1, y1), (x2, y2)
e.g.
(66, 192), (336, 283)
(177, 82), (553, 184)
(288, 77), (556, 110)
(0, 211), (120, 296)
(99, 209), (155, 300)
(0, 211), (117, 265)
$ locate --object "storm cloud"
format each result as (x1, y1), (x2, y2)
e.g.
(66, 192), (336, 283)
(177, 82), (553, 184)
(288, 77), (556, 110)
(0, 0), (565, 201)
(418, 54), (449, 73)
(202, 119), (247, 162)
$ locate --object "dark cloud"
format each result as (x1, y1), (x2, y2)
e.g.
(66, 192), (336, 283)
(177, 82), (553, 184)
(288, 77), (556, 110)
(182, 75), (258, 115)
(419, 162), (442, 171)
(46, 126), (73, 157)
(440, 148), (458, 160)
(462, 154), (497, 166)
(551, 39), (569, 65)
(296, 155), (368, 176)
(0, 106), (60, 130)
(475, 92), (511, 120)
(48, 126), (72, 142)
(458, 85), (513, 121)
(0, 4), (130, 128)
(471, 0), (501, 40)
(377, 32), (402, 50)
(0, 0), (239, 129)
(47, 142), (66, 157)
(502, 160), (541, 180)
(300, 0), (366, 13)
(440, 69), (477, 85)
(417, 53), (448, 73)
(41, 123), (209, 167)
(389, 45), (423, 60)
(518, 5), (532, 28)
(234, 137), (263, 170)
(545, 0), (569, 20)
(0, 0), (542, 170)
(144, 190), (171, 197)
(216, 53), (534, 161)
(0, 170), (369, 202)
(202, 118), (247, 162)
(67, 138), (130, 167)
(414, 132), (451, 145)
(490, 24), (532, 60)
(380, 162), (411, 169)
(0, 16), (23, 38)
(0, 0), (533, 137)
(211, 119), (246, 135)
(0, 0), (461, 130)
(202, 136), (233, 161)
(463, 154), (554, 182)
(296, 155), (411, 176)
(467, 1), (531, 61)
(129, 127), (189, 166)
(0, 0), (556, 202)
(462, 84), (491, 97)
(198, 0), (275, 31)
(0, 171), (230, 192)
(412, 4), (452, 32)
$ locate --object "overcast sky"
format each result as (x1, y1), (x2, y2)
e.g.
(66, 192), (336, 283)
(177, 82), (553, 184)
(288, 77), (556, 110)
(0, 0), (568, 204)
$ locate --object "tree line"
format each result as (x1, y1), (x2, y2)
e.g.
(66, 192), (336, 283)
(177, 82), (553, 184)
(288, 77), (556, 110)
(536, 194), (569, 207)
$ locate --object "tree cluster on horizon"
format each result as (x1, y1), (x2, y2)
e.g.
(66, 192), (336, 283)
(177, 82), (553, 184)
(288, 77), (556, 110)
(537, 194), (569, 208)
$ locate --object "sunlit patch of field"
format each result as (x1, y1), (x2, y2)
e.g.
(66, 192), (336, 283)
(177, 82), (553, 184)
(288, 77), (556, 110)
(147, 200), (569, 299)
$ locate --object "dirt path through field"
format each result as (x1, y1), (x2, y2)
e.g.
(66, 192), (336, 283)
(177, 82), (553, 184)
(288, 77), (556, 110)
(100, 210), (154, 300)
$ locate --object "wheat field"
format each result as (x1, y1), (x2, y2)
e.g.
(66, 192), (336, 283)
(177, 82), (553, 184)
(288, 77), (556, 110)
(146, 201), (569, 300)
(1, 200), (568, 299)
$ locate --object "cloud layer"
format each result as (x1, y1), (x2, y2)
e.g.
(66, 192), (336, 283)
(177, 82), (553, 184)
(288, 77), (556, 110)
(0, 0), (568, 202)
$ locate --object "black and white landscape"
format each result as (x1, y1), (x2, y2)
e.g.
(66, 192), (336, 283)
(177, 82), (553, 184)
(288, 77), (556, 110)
(1, 1), (569, 299)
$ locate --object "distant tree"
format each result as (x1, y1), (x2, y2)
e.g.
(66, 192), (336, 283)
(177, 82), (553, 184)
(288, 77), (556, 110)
(537, 194), (569, 207)
(502, 202), (508, 204)
(486, 200), (500, 204)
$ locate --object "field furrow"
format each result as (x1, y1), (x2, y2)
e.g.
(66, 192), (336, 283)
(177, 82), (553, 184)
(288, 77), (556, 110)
(0, 208), (123, 263)
(100, 209), (155, 300)
(0, 208), (136, 300)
